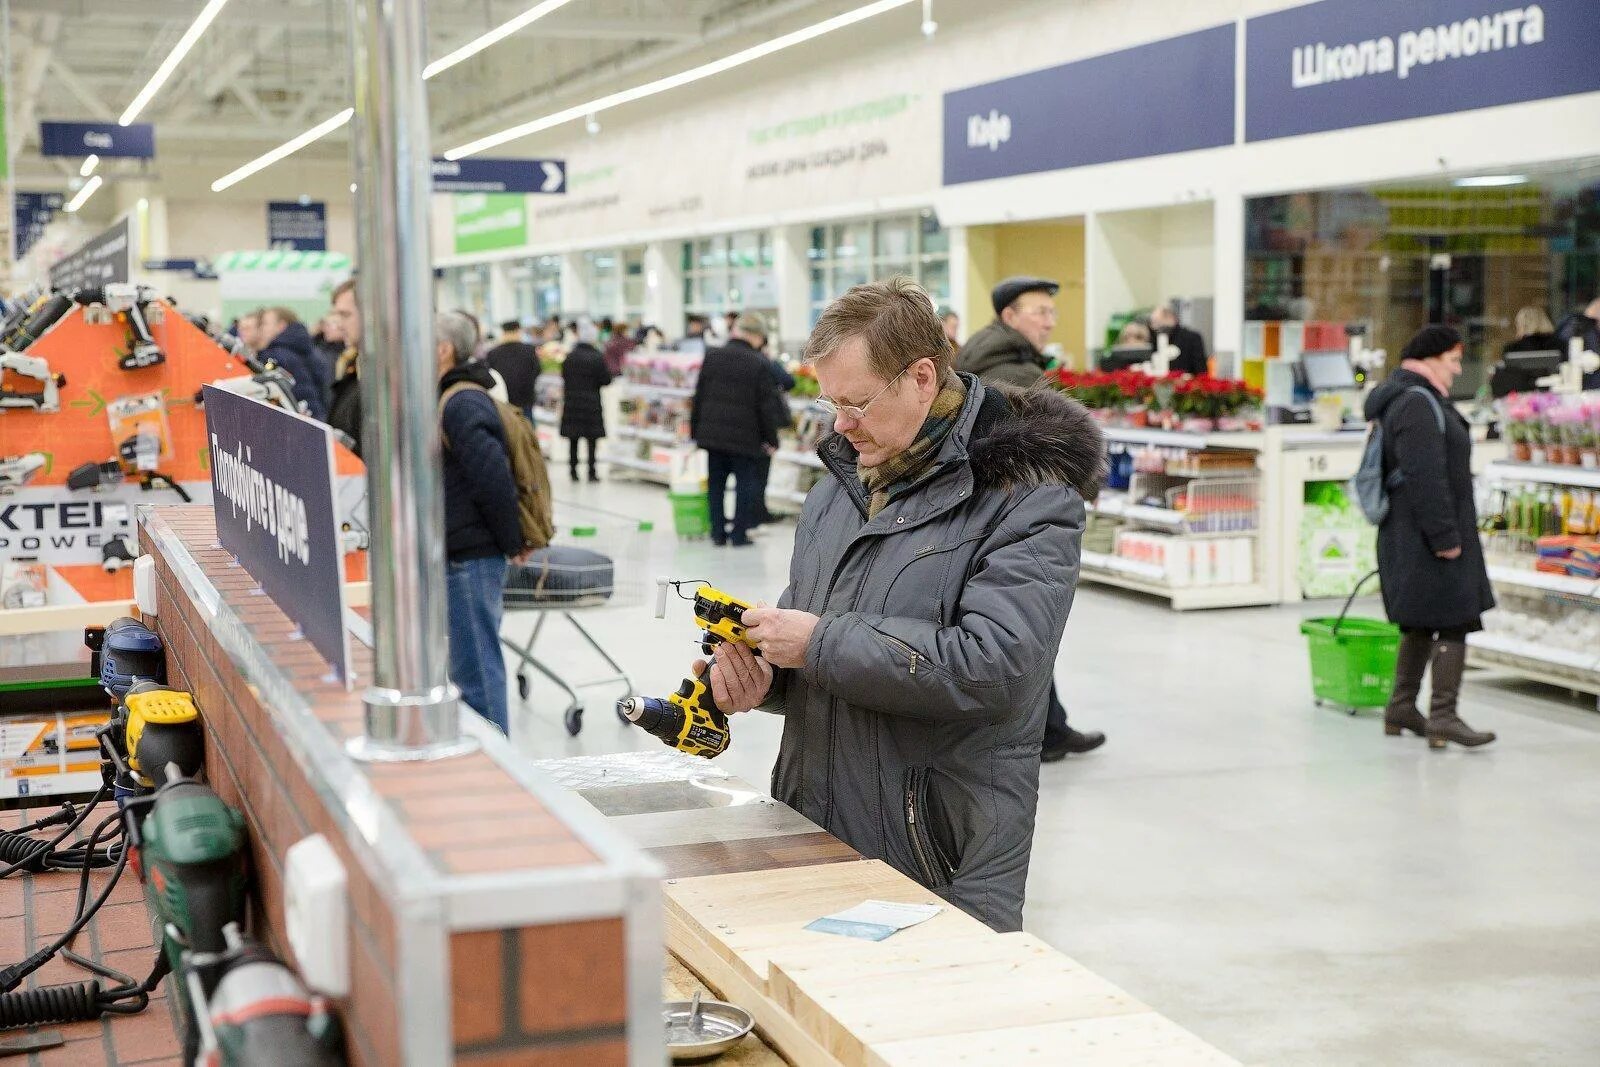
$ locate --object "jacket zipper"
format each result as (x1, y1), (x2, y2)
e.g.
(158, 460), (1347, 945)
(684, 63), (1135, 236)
(876, 630), (920, 674)
(904, 772), (943, 887)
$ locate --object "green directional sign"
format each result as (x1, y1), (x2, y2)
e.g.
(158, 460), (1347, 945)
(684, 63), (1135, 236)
(452, 192), (527, 254)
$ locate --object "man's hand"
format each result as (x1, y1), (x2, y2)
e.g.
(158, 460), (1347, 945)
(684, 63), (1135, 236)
(511, 548), (534, 566)
(1436, 546), (1463, 560)
(743, 606), (819, 669)
(763, 443), (778, 456)
(693, 639), (772, 713)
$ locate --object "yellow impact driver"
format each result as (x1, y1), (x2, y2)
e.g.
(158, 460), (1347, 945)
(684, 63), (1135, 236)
(617, 581), (758, 759)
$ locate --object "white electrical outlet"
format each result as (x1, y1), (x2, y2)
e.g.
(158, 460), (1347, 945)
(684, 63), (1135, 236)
(133, 555), (158, 617)
(284, 833), (349, 996)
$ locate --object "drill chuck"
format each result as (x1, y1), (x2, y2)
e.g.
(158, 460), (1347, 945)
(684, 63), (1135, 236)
(617, 696), (674, 737)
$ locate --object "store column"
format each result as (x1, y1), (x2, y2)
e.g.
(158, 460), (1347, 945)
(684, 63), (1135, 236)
(645, 240), (683, 337)
(947, 225), (972, 327)
(1212, 193), (1245, 376)
(488, 259), (516, 327)
(772, 224), (810, 352)
(560, 252), (591, 319)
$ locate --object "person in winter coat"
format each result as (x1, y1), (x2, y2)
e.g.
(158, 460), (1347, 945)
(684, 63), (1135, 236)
(957, 277), (1106, 761)
(437, 310), (526, 734)
(258, 307), (330, 420)
(326, 280), (363, 455)
(560, 319), (613, 482)
(698, 278), (1105, 932)
(1366, 325), (1496, 750)
(690, 313), (785, 546)
(1488, 306), (1562, 397)
(955, 275), (1059, 386)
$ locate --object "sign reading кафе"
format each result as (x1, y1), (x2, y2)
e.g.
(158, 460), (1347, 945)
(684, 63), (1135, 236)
(1245, 0), (1600, 142)
(941, 24), (1237, 186)
(202, 386), (351, 684)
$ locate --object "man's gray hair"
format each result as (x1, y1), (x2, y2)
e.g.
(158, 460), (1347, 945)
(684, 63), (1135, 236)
(576, 317), (600, 344)
(436, 310), (477, 365)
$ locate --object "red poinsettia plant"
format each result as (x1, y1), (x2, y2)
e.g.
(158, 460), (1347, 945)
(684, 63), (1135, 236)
(1052, 368), (1262, 420)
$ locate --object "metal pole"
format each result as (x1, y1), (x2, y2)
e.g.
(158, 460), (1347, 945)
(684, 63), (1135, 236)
(344, 0), (474, 761)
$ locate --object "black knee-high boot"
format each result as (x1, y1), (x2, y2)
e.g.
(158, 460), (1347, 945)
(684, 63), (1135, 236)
(1383, 629), (1431, 737)
(1425, 637), (1495, 749)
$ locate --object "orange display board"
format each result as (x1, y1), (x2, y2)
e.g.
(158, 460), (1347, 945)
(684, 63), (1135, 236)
(1, 301), (365, 602)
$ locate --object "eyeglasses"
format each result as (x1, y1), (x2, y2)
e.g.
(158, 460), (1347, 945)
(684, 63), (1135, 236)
(815, 364), (912, 421)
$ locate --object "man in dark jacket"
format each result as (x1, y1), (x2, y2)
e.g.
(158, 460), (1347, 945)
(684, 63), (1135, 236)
(327, 280), (363, 456)
(1366, 326), (1495, 750)
(957, 277), (1106, 761)
(1150, 303), (1209, 376)
(955, 275), (1058, 386)
(485, 319), (539, 419)
(698, 278), (1105, 932)
(690, 313), (784, 546)
(437, 310), (525, 734)
(259, 307), (330, 420)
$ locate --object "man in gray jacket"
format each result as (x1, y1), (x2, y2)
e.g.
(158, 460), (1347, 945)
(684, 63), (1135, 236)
(697, 278), (1104, 932)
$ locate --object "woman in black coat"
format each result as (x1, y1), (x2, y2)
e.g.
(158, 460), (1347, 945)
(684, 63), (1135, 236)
(1364, 325), (1496, 749)
(560, 321), (614, 482)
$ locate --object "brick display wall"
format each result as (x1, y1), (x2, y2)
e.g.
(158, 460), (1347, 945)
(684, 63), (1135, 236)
(140, 507), (635, 1065)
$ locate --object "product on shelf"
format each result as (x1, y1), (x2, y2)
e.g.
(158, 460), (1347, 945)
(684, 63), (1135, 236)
(1110, 531), (1255, 587)
(1051, 369), (1264, 433)
(1499, 391), (1600, 468)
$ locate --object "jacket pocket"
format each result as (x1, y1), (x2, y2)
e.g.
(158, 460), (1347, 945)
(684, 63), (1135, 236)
(903, 766), (955, 888)
(874, 628), (923, 675)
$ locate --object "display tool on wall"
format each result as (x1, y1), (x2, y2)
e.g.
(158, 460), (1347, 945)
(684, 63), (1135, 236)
(39, 120), (156, 158)
(1245, 0), (1600, 142)
(202, 386), (350, 684)
(432, 157), (565, 194)
(941, 24), (1236, 185)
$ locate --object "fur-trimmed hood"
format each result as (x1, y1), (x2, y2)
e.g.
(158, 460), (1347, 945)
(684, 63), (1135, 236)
(969, 383), (1107, 502)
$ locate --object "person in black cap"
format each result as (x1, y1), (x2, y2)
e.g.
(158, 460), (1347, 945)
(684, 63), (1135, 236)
(956, 276), (1060, 386)
(1365, 324), (1496, 750)
(957, 276), (1106, 762)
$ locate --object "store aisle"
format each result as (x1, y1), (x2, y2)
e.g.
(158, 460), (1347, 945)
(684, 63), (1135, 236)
(502, 479), (1600, 1067)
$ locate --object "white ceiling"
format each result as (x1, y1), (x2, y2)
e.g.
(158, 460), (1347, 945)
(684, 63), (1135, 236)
(4, 0), (913, 204)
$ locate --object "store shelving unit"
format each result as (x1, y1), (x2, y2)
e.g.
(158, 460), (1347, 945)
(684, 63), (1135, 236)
(1473, 460), (1600, 706)
(1078, 428), (1276, 610)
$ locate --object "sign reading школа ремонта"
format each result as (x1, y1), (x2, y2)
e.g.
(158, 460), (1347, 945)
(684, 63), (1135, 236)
(1245, 0), (1600, 142)
(202, 386), (351, 685)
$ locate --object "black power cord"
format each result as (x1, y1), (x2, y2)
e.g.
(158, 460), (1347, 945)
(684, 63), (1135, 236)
(0, 786), (109, 878)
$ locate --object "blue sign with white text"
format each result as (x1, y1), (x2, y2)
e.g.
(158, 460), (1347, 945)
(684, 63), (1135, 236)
(40, 121), (155, 159)
(203, 386), (350, 684)
(267, 202), (327, 252)
(14, 191), (64, 260)
(1245, 0), (1600, 142)
(431, 157), (566, 194)
(942, 25), (1236, 186)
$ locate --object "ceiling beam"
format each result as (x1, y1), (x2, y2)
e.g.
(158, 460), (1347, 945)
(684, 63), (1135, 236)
(46, 59), (116, 121)
(13, 15), (65, 154)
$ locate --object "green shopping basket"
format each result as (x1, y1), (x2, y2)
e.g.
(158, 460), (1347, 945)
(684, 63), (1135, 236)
(669, 490), (712, 539)
(1298, 571), (1401, 712)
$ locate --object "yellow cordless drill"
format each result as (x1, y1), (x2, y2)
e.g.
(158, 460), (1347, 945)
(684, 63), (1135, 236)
(617, 583), (757, 758)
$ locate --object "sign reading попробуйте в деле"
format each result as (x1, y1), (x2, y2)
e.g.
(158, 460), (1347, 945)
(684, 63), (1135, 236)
(1245, 0), (1600, 142)
(202, 386), (351, 685)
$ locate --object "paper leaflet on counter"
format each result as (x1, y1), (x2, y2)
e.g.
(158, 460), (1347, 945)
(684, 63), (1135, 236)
(805, 899), (942, 941)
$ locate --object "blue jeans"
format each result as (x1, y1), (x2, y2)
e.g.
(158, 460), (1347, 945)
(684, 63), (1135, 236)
(447, 555), (509, 733)
(706, 450), (763, 544)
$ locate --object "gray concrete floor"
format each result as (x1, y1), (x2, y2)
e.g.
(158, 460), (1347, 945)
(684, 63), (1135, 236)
(504, 477), (1600, 1066)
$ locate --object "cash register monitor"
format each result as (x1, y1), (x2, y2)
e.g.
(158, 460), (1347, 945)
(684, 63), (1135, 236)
(1098, 345), (1155, 372)
(1301, 350), (1358, 392)
(1501, 350), (1564, 376)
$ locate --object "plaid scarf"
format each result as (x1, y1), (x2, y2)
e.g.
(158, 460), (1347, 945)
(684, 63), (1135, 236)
(859, 374), (968, 519)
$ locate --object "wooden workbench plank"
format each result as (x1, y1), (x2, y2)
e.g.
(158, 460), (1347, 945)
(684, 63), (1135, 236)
(648, 831), (860, 880)
(866, 1012), (1241, 1067)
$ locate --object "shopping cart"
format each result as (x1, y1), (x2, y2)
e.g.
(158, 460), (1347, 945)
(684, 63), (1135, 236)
(1298, 571), (1400, 713)
(501, 503), (653, 736)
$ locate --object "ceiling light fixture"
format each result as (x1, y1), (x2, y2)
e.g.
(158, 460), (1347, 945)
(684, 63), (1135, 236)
(444, 0), (917, 159)
(423, 0), (577, 79)
(79, 154), (99, 177)
(119, 0), (233, 125)
(210, 108), (355, 192)
(1452, 174), (1528, 187)
(921, 0), (937, 37)
(65, 175), (104, 213)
